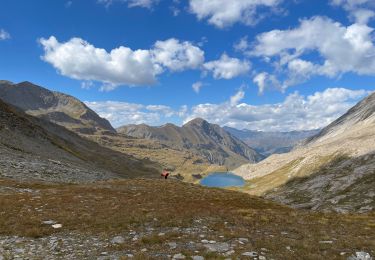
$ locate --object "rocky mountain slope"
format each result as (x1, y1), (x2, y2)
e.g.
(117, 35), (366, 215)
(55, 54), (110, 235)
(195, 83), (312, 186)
(233, 92), (375, 213)
(0, 80), (115, 134)
(224, 126), (319, 157)
(0, 99), (158, 182)
(118, 118), (263, 168)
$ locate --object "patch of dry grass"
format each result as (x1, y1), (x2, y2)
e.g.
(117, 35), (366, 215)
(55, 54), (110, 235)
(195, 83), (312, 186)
(0, 177), (374, 259)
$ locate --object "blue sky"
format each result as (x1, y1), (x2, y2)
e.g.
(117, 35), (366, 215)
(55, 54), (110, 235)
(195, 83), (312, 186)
(0, 0), (374, 131)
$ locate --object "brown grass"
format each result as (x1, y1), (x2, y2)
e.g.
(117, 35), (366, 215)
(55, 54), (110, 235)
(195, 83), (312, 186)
(0, 177), (374, 259)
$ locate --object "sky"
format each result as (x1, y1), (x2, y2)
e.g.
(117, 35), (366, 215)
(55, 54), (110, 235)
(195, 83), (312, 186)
(0, 0), (374, 131)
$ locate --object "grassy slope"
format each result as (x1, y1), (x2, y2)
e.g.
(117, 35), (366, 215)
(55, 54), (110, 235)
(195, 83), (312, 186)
(0, 178), (374, 259)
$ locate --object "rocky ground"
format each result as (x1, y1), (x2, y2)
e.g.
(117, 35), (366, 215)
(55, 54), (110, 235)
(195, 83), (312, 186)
(0, 146), (117, 183)
(0, 178), (374, 259)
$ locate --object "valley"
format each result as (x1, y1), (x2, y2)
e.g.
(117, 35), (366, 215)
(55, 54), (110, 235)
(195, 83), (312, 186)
(0, 80), (374, 259)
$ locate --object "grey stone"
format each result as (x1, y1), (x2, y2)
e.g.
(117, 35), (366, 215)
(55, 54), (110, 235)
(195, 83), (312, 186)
(242, 251), (258, 257)
(348, 252), (372, 260)
(111, 236), (125, 244)
(192, 256), (204, 260)
(204, 242), (230, 253)
(173, 253), (186, 259)
(168, 242), (177, 249)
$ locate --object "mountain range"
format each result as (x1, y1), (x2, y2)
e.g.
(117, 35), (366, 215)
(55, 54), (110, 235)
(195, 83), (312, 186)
(234, 91), (375, 213)
(1, 80), (374, 213)
(118, 118), (263, 168)
(0, 80), (261, 179)
(223, 126), (319, 157)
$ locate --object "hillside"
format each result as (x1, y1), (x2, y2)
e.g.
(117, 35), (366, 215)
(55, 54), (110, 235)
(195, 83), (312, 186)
(118, 118), (263, 169)
(224, 126), (319, 157)
(0, 178), (374, 259)
(0, 80), (115, 134)
(233, 92), (375, 213)
(0, 99), (158, 182)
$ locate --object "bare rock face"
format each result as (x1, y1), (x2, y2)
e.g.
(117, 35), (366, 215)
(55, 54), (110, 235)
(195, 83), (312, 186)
(233, 92), (375, 213)
(118, 118), (264, 168)
(0, 81), (115, 134)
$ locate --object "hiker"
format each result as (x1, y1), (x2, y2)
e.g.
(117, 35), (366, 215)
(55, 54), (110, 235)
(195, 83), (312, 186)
(161, 169), (169, 179)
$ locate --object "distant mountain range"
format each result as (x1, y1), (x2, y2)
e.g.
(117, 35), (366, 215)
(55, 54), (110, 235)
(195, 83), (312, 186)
(234, 91), (375, 213)
(118, 118), (264, 168)
(0, 80), (261, 178)
(223, 127), (319, 157)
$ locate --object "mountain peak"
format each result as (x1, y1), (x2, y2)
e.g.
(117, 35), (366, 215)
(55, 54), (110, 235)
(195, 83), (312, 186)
(183, 118), (208, 127)
(0, 80), (115, 134)
(0, 80), (14, 85)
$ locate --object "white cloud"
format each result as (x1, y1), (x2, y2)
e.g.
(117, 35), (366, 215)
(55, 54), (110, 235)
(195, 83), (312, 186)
(98, 0), (159, 9)
(192, 81), (204, 93)
(86, 87), (369, 131)
(39, 36), (204, 89)
(81, 81), (94, 90)
(189, 0), (283, 28)
(203, 54), (251, 79)
(85, 101), (185, 127)
(0, 29), (10, 40)
(247, 16), (375, 92)
(152, 38), (205, 72)
(331, 0), (375, 23)
(184, 88), (368, 131)
(253, 72), (282, 94)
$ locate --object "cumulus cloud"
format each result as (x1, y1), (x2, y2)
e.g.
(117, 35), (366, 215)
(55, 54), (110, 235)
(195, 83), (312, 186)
(39, 36), (204, 89)
(0, 29), (10, 40)
(331, 0), (375, 23)
(245, 16), (375, 92)
(86, 87), (369, 131)
(184, 88), (369, 131)
(152, 38), (205, 72)
(189, 0), (283, 28)
(203, 54), (251, 79)
(85, 101), (186, 127)
(98, 0), (159, 9)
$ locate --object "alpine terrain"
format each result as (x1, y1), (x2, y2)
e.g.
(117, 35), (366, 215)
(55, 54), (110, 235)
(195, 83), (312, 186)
(234, 92), (375, 213)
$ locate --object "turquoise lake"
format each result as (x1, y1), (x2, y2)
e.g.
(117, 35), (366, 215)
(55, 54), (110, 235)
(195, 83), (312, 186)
(200, 172), (245, 188)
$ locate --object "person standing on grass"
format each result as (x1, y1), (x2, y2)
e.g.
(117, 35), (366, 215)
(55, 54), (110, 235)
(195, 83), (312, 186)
(161, 169), (169, 179)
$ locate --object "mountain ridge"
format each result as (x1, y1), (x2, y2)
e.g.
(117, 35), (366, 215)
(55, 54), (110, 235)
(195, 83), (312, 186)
(117, 118), (264, 168)
(0, 80), (115, 134)
(233, 91), (375, 213)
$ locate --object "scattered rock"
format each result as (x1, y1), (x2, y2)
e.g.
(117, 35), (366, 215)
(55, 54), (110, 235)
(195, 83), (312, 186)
(259, 256), (266, 260)
(223, 250), (235, 256)
(348, 252), (372, 260)
(173, 253), (186, 259)
(242, 251), (258, 257)
(319, 240), (333, 244)
(168, 242), (177, 249)
(111, 236), (125, 244)
(158, 232), (165, 236)
(141, 248), (147, 252)
(204, 242), (230, 253)
(51, 224), (62, 229)
(42, 220), (56, 225)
